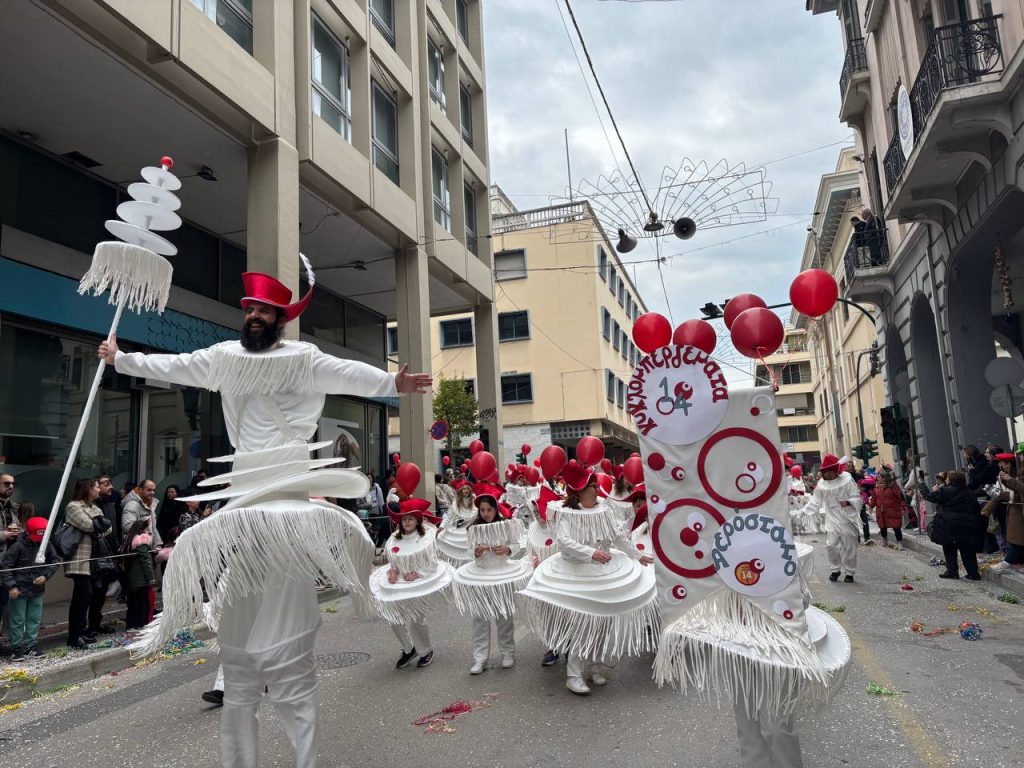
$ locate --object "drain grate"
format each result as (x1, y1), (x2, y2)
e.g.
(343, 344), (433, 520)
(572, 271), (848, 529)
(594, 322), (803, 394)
(316, 652), (371, 670)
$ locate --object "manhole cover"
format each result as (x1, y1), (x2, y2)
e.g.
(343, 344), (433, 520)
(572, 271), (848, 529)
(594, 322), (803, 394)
(317, 652), (370, 670)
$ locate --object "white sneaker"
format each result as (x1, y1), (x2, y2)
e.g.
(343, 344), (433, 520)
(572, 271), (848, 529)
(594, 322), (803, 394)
(501, 655), (515, 669)
(469, 661), (485, 675)
(589, 671), (608, 686)
(566, 677), (591, 695)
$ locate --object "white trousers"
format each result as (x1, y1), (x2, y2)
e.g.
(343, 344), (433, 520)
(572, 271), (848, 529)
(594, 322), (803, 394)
(214, 664), (225, 692)
(471, 616), (515, 664)
(391, 621), (432, 655)
(566, 652), (617, 681)
(826, 528), (858, 575)
(733, 702), (803, 768)
(219, 632), (319, 768)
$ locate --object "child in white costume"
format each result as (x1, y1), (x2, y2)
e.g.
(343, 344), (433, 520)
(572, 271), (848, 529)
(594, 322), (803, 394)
(520, 463), (656, 695)
(453, 484), (531, 674)
(436, 480), (476, 565)
(528, 483), (565, 667)
(369, 498), (452, 669)
(801, 455), (863, 583)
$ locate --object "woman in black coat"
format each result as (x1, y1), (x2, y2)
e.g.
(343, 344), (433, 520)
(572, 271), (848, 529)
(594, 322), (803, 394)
(919, 471), (983, 580)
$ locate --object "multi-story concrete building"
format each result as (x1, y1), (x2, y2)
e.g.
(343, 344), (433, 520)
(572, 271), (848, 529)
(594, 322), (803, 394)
(754, 327), (824, 470)
(794, 148), (898, 469)
(388, 187), (648, 468)
(808, 0), (1024, 475)
(0, 0), (497, 601)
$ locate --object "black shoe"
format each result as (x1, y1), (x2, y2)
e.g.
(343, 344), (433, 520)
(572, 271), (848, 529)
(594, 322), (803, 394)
(938, 572), (959, 579)
(90, 624), (117, 635)
(965, 574), (982, 581)
(24, 647), (44, 659)
(396, 648), (417, 669)
(67, 640), (90, 650)
(201, 689), (224, 706)
(844, 575), (854, 583)
(416, 651), (434, 668)
(829, 572), (840, 582)
(9, 650), (25, 662)
(541, 650), (560, 666)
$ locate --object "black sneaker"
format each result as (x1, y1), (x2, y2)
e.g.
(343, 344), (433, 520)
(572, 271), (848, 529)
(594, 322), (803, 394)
(396, 648), (417, 669)
(541, 650), (560, 666)
(965, 574), (982, 581)
(829, 572), (840, 582)
(844, 575), (854, 583)
(9, 650), (25, 662)
(938, 572), (959, 579)
(24, 648), (44, 659)
(416, 651), (434, 668)
(201, 689), (224, 706)
(91, 624), (117, 635)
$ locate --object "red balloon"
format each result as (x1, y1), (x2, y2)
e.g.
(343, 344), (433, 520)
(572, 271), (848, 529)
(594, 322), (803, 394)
(540, 445), (567, 478)
(469, 450), (497, 480)
(391, 452), (400, 463)
(672, 319), (717, 355)
(521, 444), (532, 456)
(724, 294), (767, 329)
(790, 269), (839, 319)
(730, 307), (785, 358)
(442, 455), (451, 466)
(508, 463), (516, 472)
(630, 452), (641, 458)
(487, 470), (500, 483)
(623, 456), (644, 485)
(632, 312), (673, 354)
(576, 436), (605, 467)
(395, 462), (421, 496)
(460, 462), (470, 474)
(526, 467), (540, 485)
(600, 458), (613, 473)
(469, 439), (484, 456)
(533, 458), (541, 467)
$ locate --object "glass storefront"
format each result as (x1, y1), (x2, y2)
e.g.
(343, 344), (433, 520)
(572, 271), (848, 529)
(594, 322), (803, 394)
(319, 398), (385, 484)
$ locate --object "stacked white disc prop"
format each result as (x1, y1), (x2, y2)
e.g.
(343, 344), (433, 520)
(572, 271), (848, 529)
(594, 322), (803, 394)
(36, 157), (180, 563)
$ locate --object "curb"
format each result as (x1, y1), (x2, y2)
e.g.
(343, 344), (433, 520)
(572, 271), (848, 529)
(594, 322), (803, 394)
(899, 532), (1024, 599)
(0, 588), (347, 707)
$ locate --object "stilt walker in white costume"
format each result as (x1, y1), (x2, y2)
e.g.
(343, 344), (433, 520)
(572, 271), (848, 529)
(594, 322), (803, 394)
(453, 484), (531, 674)
(801, 455), (862, 583)
(369, 493), (451, 670)
(103, 255), (432, 768)
(436, 479), (476, 565)
(520, 454), (657, 696)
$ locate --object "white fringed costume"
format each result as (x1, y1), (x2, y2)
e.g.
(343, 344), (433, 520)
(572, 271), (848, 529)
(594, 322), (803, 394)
(454, 518), (530, 666)
(369, 525), (452, 656)
(520, 501), (658, 681)
(502, 483), (540, 522)
(436, 501), (477, 565)
(118, 337), (397, 768)
(802, 472), (863, 577)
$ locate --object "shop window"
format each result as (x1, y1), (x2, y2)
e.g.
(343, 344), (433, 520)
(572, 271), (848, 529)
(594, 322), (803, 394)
(189, 0), (253, 54)
(387, 327), (398, 355)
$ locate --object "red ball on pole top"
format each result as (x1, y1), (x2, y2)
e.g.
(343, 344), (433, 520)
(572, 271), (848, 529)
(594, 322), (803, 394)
(160, 156), (174, 171)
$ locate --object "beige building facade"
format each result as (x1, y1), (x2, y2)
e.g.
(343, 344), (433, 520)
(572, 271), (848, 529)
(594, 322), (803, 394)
(389, 188), (648, 470)
(809, 0), (1024, 475)
(0, 0), (496, 601)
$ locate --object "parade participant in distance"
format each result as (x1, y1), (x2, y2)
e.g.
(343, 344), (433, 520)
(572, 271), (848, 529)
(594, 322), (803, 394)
(526, 484), (565, 667)
(801, 455), (863, 583)
(436, 479), (477, 565)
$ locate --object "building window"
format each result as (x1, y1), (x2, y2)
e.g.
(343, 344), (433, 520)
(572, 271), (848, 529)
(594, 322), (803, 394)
(501, 373), (533, 404)
(457, 0), (470, 43)
(781, 426), (818, 443)
(386, 326), (398, 355)
(606, 369), (615, 402)
(460, 85), (474, 145)
(620, 337), (628, 362)
(608, 266), (616, 296)
(311, 17), (352, 141)
(440, 318), (473, 347)
(498, 311), (530, 341)
(495, 249), (527, 281)
(602, 307), (611, 340)
(626, 294), (633, 318)
(370, 0), (395, 47)
(432, 149), (451, 231)
(371, 82), (399, 183)
(464, 185), (478, 255)
(612, 321), (621, 351)
(617, 279), (625, 308)
(617, 379), (625, 408)
(780, 365), (803, 386)
(428, 40), (446, 111)
(462, 378), (475, 396)
(189, 0), (253, 53)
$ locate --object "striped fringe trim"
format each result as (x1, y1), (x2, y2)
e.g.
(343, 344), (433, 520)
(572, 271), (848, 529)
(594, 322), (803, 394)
(452, 572), (531, 620)
(371, 588), (450, 626)
(80, 241), (172, 313)
(467, 519), (520, 548)
(204, 342), (316, 395)
(522, 597), (661, 660)
(386, 537), (439, 576)
(556, 506), (621, 548)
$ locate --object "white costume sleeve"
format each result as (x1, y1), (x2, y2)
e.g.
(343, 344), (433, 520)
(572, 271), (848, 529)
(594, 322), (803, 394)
(114, 348), (214, 387)
(802, 492), (823, 516)
(557, 527), (596, 561)
(611, 527), (644, 559)
(310, 352), (397, 397)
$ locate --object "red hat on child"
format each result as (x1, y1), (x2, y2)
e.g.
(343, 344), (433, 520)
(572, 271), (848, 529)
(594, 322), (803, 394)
(26, 517), (47, 544)
(820, 454), (842, 472)
(561, 463), (596, 492)
(389, 497), (440, 526)
(472, 483), (505, 509)
(240, 254), (316, 322)
(536, 485), (564, 523)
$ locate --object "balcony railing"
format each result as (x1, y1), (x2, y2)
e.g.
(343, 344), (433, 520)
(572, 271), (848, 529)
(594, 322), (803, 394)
(844, 227), (890, 282)
(839, 38), (868, 100)
(883, 16), (1004, 191)
(492, 201), (589, 234)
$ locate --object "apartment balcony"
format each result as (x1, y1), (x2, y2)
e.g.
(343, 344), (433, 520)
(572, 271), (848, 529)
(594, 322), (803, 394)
(842, 228), (894, 303)
(883, 16), (1011, 224)
(839, 38), (870, 123)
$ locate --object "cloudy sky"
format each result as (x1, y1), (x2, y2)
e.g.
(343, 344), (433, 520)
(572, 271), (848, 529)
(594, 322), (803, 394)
(483, 0), (852, 380)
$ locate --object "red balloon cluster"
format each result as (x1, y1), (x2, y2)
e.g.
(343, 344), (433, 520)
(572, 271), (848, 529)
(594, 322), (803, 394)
(632, 312), (672, 354)
(724, 293), (784, 359)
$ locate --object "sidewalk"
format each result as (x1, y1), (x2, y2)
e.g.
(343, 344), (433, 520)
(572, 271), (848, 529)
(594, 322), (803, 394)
(889, 529), (1024, 599)
(0, 588), (346, 706)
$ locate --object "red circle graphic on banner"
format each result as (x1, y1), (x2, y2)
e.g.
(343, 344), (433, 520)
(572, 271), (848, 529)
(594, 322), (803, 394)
(652, 497), (726, 579)
(697, 427), (783, 509)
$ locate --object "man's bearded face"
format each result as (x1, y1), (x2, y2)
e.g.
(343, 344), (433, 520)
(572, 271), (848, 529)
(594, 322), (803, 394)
(241, 304), (283, 351)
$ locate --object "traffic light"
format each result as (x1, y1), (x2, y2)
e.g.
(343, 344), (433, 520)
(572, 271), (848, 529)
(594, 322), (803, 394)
(897, 415), (911, 449)
(852, 443), (865, 461)
(868, 342), (880, 377)
(880, 405), (898, 445)
(516, 451), (526, 465)
(862, 439), (878, 460)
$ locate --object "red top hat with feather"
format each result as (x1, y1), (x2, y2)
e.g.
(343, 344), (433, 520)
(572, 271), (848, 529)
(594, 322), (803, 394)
(240, 254), (316, 322)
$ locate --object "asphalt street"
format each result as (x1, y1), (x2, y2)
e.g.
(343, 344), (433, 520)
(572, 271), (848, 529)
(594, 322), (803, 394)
(1, 538), (1022, 768)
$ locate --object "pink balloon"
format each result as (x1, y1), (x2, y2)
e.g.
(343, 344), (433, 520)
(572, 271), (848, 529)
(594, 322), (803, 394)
(730, 307), (785, 358)
(790, 269), (839, 319)
(576, 436), (605, 467)
(724, 294), (767, 329)
(632, 313), (673, 354)
(395, 462), (421, 496)
(672, 319), (717, 355)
